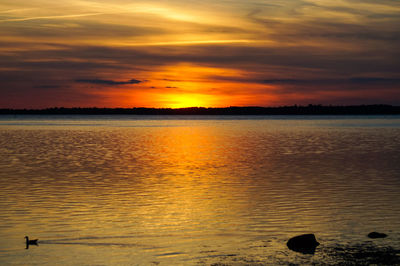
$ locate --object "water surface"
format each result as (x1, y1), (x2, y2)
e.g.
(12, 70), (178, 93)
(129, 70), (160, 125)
(1, 115), (400, 265)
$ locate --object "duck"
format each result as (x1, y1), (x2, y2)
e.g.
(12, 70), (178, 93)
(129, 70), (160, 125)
(25, 236), (38, 248)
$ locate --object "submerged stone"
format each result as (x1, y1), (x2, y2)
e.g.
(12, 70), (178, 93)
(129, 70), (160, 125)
(287, 234), (320, 254)
(368, 232), (388, 239)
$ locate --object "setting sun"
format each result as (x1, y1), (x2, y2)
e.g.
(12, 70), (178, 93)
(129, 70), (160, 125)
(160, 93), (213, 108)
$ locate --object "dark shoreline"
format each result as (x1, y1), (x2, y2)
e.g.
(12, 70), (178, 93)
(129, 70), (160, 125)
(1, 105), (400, 115)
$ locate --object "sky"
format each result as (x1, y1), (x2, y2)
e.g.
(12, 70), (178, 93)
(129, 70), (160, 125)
(0, 0), (399, 108)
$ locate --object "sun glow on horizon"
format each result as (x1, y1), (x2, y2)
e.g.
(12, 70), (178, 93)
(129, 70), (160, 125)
(158, 93), (215, 108)
(140, 64), (243, 108)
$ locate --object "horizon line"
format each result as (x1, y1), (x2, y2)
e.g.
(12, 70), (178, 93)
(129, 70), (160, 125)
(1, 104), (399, 110)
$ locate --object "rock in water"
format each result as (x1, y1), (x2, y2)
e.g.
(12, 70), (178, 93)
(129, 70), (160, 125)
(287, 234), (320, 254)
(368, 232), (387, 239)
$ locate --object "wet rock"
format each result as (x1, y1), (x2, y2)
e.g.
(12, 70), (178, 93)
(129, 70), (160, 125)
(287, 234), (320, 254)
(368, 232), (388, 239)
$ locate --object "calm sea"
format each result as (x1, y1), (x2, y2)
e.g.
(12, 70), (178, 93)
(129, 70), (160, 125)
(0, 115), (399, 265)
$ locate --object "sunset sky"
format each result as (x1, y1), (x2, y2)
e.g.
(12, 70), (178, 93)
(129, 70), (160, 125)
(1, 0), (399, 108)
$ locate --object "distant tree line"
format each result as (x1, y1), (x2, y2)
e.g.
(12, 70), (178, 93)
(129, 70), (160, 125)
(1, 105), (400, 115)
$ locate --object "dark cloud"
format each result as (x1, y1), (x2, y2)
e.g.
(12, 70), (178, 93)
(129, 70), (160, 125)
(252, 17), (400, 43)
(33, 85), (64, 89)
(6, 41), (397, 78)
(247, 1), (400, 45)
(75, 78), (142, 85)
(263, 79), (311, 84)
(263, 77), (400, 85)
(348, 77), (400, 84)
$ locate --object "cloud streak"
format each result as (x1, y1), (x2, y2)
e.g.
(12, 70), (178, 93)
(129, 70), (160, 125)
(0, 13), (107, 23)
(262, 77), (400, 85)
(75, 78), (142, 85)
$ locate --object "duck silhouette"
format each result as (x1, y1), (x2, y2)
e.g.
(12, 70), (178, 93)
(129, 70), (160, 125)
(25, 236), (38, 249)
